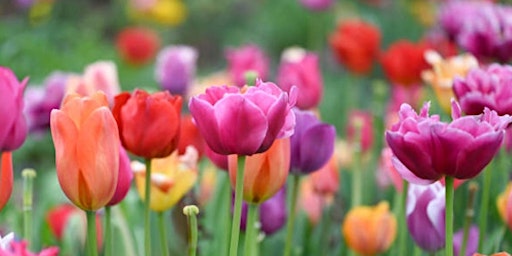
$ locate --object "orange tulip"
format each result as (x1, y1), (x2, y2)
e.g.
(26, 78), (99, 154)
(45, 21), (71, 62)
(342, 201), (397, 256)
(50, 92), (120, 211)
(473, 253), (511, 256)
(0, 152), (13, 211)
(497, 182), (512, 230)
(228, 138), (290, 204)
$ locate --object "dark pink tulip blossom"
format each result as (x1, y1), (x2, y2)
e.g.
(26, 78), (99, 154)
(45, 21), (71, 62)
(107, 146), (133, 206)
(189, 79), (296, 156)
(225, 44), (269, 87)
(0, 67), (28, 151)
(386, 100), (510, 184)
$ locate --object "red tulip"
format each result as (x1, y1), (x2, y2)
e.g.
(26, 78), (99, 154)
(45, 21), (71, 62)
(380, 40), (430, 86)
(0, 152), (13, 211)
(116, 27), (160, 66)
(177, 114), (204, 158)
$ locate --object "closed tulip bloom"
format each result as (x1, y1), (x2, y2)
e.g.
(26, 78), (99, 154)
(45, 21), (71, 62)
(50, 92), (120, 211)
(132, 146), (198, 211)
(228, 138), (290, 204)
(113, 89), (182, 159)
(189, 79), (296, 156)
(380, 40), (430, 86)
(290, 108), (335, 175)
(107, 146), (133, 206)
(342, 201), (397, 255)
(454, 64), (512, 116)
(407, 182), (445, 252)
(225, 44), (269, 87)
(386, 101), (510, 184)
(116, 27), (160, 66)
(497, 182), (512, 230)
(0, 67), (28, 151)
(329, 20), (381, 75)
(0, 152), (13, 211)
(240, 187), (287, 235)
(155, 45), (198, 96)
(277, 47), (323, 110)
(346, 110), (374, 154)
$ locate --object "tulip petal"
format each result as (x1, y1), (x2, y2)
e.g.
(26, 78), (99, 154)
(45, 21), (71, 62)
(455, 131), (503, 179)
(0, 152), (13, 211)
(189, 97), (224, 154)
(298, 124), (335, 174)
(392, 157), (435, 185)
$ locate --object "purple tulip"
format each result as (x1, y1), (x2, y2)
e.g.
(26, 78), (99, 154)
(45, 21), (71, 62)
(277, 47), (323, 110)
(454, 64), (512, 116)
(0, 67), (28, 151)
(24, 72), (67, 135)
(155, 45), (198, 96)
(453, 225), (479, 256)
(299, 0), (334, 11)
(386, 100), (510, 184)
(189, 80), (296, 156)
(225, 44), (269, 87)
(289, 108), (335, 175)
(107, 146), (134, 206)
(407, 182), (445, 252)
(240, 188), (287, 235)
(438, 1), (490, 41)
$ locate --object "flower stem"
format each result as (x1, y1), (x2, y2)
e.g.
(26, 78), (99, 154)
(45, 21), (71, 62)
(399, 181), (409, 256)
(351, 151), (362, 207)
(22, 168), (36, 250)
(144, 158), (152, 256)
(157, 212), (169, 256)
(183, 205), (200, 256)
(105, 206), (112, 256)
(478, 166), (492, 252)
(229, 155), (246, 256)
(86, 210), (98, 256)
(445, 176), (454, 256)
(460, 182), (477, 256)
(244, 203), (259, 256)
(284, 175), (300, 256)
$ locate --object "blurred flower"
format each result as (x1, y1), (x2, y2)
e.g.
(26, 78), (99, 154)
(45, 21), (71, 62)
(24, 72), (67, 135)
(408, 0), (436, 27)
(473, 253), (512, 256)
(50, 92), (120, 211)
(329, 19), (381, 75)
(107, 146), (133, 206)
(0, 233), (14, 249)
(0, 238), (59, 255)
(376, 147), (403, 192)
(116, 27), (160, 66)
(346, 110), (373, 154)
(189, 80), (296, 156)
(380, 40), (429, 86)
(197, 164), (217, 206)
(0, 66), (28, 151)
(228, 138), (290, 204)
(298, 0), (334, 11)
(497, 182), (512, 230)
(407, 182), (445, 252)
(277, 47), (323, 110)
(310, 154), (339, 196)
(66, 61), (121, 104)
(453, 225), (479, 256)
(113, 89), (182, 159)
(0, 152), (12, 211)
(225, 44), (269, 87)
(299, 177), (325, 225)
(155, 45), (198, 96)
(454, 64), (512, 116)
(438, 1), (485, 41)
(132, 146), (198, 212)
(128, 0), (187, 27)
(240, 188), (287, 235)
(423, 29), (458, 58)
(386, 101), (510, 184)
(178, 114), (205, 158)
(188, 71), (232, 100)
(204, 144), (228, 171)
(422, 50), (479, 114)
(342, 201), (397, 255)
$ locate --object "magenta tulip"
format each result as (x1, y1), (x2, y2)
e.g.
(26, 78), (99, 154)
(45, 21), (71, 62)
(0, 67), (28, 151)
(189, 79), (296, 156)
(107, 146), (133, 206)
(225, 44), (269, 87)
(299, 0), (334, 11)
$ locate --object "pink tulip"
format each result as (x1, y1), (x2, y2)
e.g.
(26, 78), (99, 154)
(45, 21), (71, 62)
(107, 146), (133, 206)
(0, 67), (28, 151)
(225, 44), (269, 87)
(299, 0), (334, 11)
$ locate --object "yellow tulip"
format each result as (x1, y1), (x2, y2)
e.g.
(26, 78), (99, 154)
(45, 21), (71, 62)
(128, 0), (187, 27)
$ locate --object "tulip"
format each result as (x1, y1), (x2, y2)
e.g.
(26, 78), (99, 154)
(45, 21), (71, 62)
(189, 80), (296, 156)
(0, 232), (59, 255)
(107, 146), (133, 206)
(310, 154), (339, 196)
(204, 144), (228, 171)
(342, 201), (397, 255)
(454, 64), (512, 116)
(132, 147), (198, 212)
(113, 89), (182, 159)
(407, 182), (445, 252)
(177, 114), (204, 158)
(376, 147), (403, 192)
(289, 108), (335, 175)
(228, 138), (290, 204)
(50, 92), (120, 211)
(380, 40), (429, 86)
(473, 253), (512, 256)
(422, 50), (479, 114)
(299, 177), (324, 225)
(277, 47), (323, 110)
(497, 182), (512, 230)
(438, 1), (485, 41)
(298, 0), (333, 11)
(346, 110), (373, 154)
(128, 0), (187, 27)
(155, 45), (198, 96)
(453, 226), (479, 256)
(116, 27), (160, 66)
(240, 188), (287, 235)
(0, 66), (28, 151)
(386, 100), (510, 184)
(225, 44), (269, 87)
(0, 152), (13, 212)
(329, 19), (381, 75)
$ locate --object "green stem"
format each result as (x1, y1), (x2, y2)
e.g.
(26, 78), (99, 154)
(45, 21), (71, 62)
(351, 152), (362, 207)
(284, 175), (300, 256)
(144, 158), (152, 256)
(22, 169), (36, 250)
(184, 205), (200, 256)
(460, 183), (477, 256)
(244, 203), (259, 256)
(220, 173), (231, 256)
(445, 176), (454, 256)
(478, 166), (492, 252)
(414, 244), (422, 256)
(105, 206), (112, 256)
(86, 211), (98, 256)
(158, 212), (169, 256)
(318, 199), (331, 256)
(399, 181), (409, 256)
(229, 155), (246, 256)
